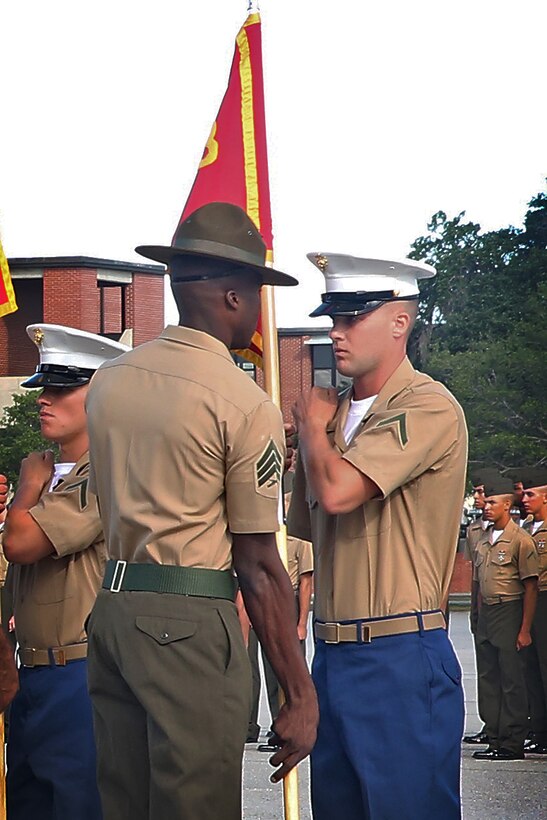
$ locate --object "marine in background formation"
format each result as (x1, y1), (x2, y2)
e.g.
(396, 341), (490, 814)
(472, 472), (538, 761)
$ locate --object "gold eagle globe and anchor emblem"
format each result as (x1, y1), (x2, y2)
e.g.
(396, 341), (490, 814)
(33, 328), (45, 345)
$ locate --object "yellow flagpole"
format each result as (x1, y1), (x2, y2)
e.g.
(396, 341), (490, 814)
(260, 284), (300, 820)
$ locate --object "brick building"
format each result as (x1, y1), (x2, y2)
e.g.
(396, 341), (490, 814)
(0, 256), (165, 407)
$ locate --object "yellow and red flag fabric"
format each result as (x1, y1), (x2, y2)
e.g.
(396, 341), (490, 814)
(0, 238), (17, 318)
(176, 12), (272, 367)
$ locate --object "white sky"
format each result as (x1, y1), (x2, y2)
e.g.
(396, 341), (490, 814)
(1, 0), (545, 328)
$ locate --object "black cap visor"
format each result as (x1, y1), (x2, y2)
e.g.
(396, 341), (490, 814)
(309, 291), (419, 318)
(21, 365), (95, 389)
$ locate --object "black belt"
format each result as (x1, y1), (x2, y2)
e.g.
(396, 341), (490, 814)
(102, 560), (237, 601)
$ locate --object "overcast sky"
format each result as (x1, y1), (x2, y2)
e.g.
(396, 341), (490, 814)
(2, 0), (545, 327)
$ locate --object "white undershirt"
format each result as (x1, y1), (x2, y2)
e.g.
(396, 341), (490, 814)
(343, 395), (378, 444)
(532, 519), (544, 534)
(481, 518), (490, 530)
(48, 462), (76, 493)
(490, 529), (504, 544)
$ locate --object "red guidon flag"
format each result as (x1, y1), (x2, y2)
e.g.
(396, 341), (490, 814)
(0, 238), (17, 318)
(176, 12), (272, 367)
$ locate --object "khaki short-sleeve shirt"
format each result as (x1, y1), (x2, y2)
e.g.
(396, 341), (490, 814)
(288, 357), (468, 622)
(464, 518), (488, 562)
(473, 519), (538, 603)
(86, 326), (284, 568)
(286, 536), (314, 590)
(529, 520), (547, 591)
(9, 454), (106, 649)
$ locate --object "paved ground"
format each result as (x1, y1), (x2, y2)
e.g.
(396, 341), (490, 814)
(242, 610), (547, 819)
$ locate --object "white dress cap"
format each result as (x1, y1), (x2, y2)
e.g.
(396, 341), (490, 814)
(307, 253), (436, 296)
(22, 324), (130, 388)
(306, 253), (436, 318)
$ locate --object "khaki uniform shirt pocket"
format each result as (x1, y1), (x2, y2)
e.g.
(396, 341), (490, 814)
(32, 560), (70, 605)
(340, 498), (390, 540)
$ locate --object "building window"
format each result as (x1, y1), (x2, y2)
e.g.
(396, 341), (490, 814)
(312, 344), (351, 391)
(98, 282), (127, 340)
(232, 353), (256, 381)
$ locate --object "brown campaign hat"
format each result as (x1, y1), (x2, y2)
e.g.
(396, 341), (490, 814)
(135, 202), (297, 287)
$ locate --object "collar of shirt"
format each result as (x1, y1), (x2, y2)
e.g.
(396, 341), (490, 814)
(160, 325), (234, 364)
(332, 357), (416, 452)
(488, 517), (519, 545)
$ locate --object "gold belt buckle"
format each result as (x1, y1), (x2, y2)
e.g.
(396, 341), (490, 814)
(360, 624), (372, 643)
(323, 623), (340, 644)
(25, 648), (36, 668)
(56, 649), (66, 666)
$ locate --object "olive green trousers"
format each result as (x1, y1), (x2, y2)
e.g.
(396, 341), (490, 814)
(476, 599), (528, 753)
(524, 591), (547, 741)
(87, 589), (251, 820)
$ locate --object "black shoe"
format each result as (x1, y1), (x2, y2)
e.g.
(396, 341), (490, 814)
(257, 742), (281, 753)
(525, 741), (547, 754)
(463, 730), (489, 745)
(473, 747), (524, 760)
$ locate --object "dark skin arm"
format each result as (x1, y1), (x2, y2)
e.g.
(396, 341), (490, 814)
(3, 452), (56, 564)
(517, 576), (538, 650)
(233, 532), (318, 783)
(0, 626), (18, 712)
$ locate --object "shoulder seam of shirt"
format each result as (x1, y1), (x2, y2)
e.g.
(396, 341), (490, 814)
(94, 361), (274, 417)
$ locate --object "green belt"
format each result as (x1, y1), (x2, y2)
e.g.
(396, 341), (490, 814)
(102, 560), (237, 601)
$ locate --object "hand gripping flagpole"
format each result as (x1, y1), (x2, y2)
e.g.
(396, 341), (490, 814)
(260, 286), (301, 820)
(243, 5), (300, 816)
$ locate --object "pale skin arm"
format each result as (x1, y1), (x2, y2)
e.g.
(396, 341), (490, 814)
(232, 532), (318, 782)
(292, 387), (380, 515)
(297, 572), (313, 641)
(0, 474), (8, 516)
(517, 576), (538, 650)
(235, 590), (251, 647)
(0, 626), (18, 713)
(3, 452), (56, 564)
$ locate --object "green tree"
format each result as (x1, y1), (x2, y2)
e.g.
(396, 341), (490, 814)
(0, 392), (49, 486)
(407, 183), (547, 471)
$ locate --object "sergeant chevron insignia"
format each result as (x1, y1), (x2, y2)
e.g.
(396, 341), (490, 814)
(255, 438), (282, 498)
(374, 412), (408, 447)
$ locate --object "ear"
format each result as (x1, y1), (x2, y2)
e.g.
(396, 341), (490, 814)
(392, 308), (411, 339)
(224, 288), (240, 311)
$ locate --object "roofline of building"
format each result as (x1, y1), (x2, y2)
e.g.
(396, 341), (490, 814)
(278, 326), (330, 336)
(8, 256), (166, 276)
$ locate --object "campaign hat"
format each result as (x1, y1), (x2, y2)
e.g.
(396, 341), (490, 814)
(306, 253), (435, 317)
(135, 202), (297, 287)
(21, 324), (130, 388)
